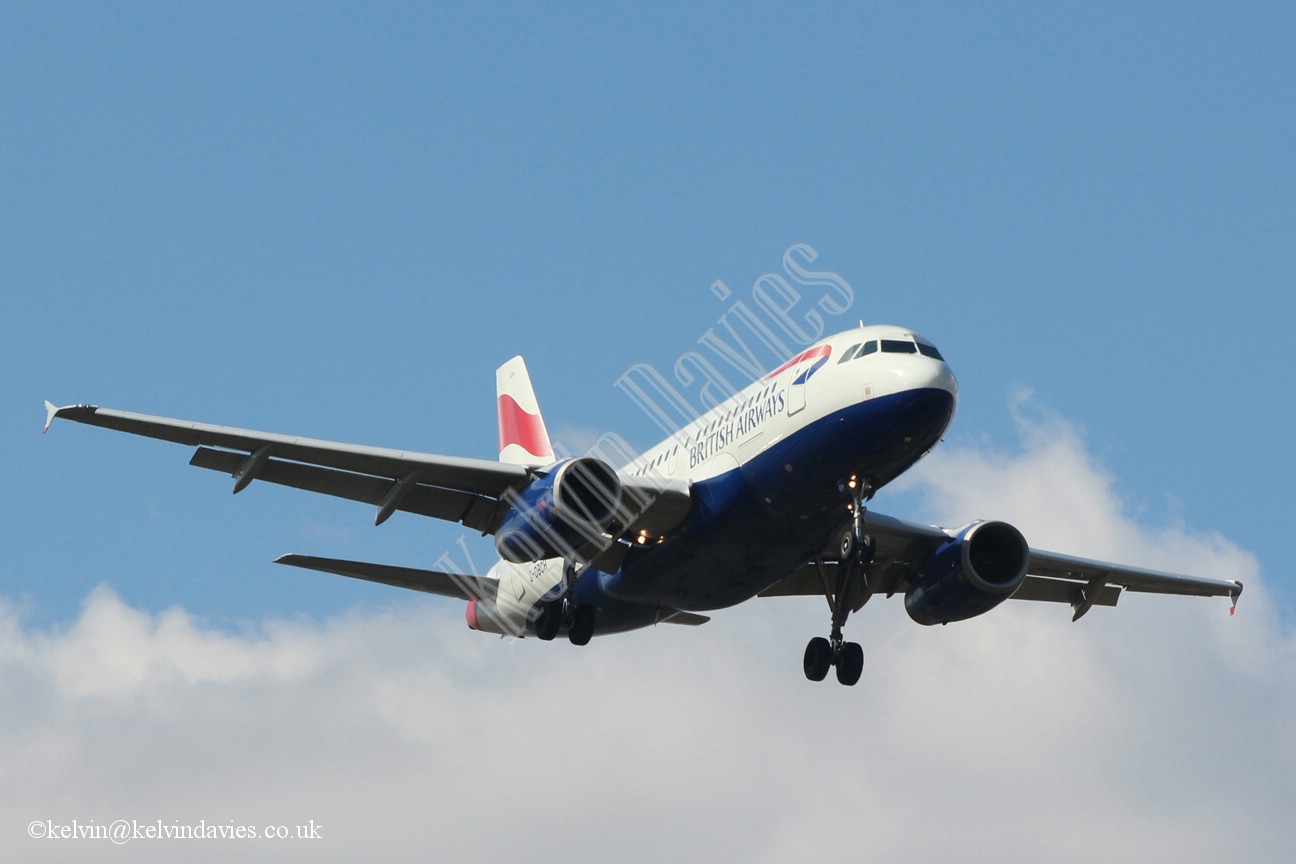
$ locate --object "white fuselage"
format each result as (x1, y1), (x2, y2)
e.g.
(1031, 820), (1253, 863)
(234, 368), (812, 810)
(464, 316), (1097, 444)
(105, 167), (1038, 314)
(487, 325), (958, 632)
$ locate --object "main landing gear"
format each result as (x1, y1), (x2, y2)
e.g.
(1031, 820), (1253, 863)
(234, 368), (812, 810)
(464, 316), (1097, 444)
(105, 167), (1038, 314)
(804, 480), (875, 687)
(534, 596), (597, 645)
(534, 561), (596, 646)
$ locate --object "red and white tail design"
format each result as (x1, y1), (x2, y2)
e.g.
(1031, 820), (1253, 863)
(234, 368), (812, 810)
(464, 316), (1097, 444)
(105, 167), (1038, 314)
(496, 356), (554, 465)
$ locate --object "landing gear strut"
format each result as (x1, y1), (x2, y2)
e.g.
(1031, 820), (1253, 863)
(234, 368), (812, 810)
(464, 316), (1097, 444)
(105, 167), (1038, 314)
(804, 480), (874, 686)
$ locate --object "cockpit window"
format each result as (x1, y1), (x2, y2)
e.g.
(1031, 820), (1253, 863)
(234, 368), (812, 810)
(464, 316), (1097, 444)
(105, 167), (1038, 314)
(837, 343), (861, 363)
(854, 341), (877, 358)
(916, 342), (944, 361)
(880, 339), (917, 354)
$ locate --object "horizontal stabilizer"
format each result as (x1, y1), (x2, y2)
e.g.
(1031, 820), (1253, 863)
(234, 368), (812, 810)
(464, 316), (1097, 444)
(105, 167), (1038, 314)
(275, 554), (497, 602)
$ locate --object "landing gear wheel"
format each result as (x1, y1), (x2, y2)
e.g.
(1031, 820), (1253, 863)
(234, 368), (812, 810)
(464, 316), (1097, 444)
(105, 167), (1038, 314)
(857, 535), (875, 566)
(804, 637), (833, 682)
(568, 603), (596, 646)
(534, 600), (562, 641)
(838, 530), (854, 560)
(835, 641), (864, 686)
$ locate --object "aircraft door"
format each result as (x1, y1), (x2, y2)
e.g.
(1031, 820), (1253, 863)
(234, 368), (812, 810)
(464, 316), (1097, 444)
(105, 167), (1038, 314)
(786, 346), (831, 416)
(787, 369), (807, 416)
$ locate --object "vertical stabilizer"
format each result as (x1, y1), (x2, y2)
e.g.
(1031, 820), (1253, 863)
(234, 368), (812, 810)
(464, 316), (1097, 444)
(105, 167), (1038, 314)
(496, 356), (554, 465)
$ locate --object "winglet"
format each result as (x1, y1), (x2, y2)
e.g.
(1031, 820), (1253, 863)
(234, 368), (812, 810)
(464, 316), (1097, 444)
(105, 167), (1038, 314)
(1230, 581), (1243, 616)
(43, 402), (97, 433)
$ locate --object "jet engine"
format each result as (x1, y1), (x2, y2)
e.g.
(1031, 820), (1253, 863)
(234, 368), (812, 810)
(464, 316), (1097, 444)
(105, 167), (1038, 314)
(904, 520), (1029, 625)
(465, 598), (515, 635)
(494, 457), (622, 563)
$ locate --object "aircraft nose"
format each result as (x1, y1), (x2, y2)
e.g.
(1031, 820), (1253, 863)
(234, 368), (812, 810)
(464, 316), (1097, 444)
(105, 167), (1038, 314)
(926, 360), (958, 398)
(893, 353), (958, 400)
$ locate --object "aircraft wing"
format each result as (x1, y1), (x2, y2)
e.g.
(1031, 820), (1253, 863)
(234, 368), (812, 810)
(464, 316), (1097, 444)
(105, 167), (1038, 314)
(761, 510), (1243, 618)
(45, 402), (528, 532)
(45, 402), (694, 545)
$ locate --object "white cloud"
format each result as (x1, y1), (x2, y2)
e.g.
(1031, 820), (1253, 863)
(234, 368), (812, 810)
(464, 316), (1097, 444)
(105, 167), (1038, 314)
(3, 403), (1292, 863)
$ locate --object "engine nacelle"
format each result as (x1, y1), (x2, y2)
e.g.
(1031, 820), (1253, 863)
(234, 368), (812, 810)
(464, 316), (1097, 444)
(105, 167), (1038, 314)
(465, 598), (515, 635)
(494, 457), (622, 563)
(904, 520), (1029, 626)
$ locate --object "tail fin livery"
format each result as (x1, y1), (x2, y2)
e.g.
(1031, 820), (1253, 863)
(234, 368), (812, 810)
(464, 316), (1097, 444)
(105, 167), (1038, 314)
(496, 356), (554, 465)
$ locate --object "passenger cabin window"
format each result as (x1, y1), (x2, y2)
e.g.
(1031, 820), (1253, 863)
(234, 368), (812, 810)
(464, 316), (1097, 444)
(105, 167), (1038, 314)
(880, 339), (917, 354)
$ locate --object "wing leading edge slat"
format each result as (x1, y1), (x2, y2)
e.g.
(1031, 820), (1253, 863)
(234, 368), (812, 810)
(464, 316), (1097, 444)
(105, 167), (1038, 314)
(49, 404), (528, 498)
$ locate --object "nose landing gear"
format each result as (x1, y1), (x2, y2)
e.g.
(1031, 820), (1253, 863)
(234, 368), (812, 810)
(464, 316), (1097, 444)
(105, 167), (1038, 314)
(802, 562), (866, 686)
(804, 480), (874, 687)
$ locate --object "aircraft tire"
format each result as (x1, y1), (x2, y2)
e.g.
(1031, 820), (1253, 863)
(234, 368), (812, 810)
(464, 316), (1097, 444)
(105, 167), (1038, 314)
(836, 642), (864, 686)
(535, 601), (561, 641)
(568, 604), (595, 646)
(803, 637), (832, 681)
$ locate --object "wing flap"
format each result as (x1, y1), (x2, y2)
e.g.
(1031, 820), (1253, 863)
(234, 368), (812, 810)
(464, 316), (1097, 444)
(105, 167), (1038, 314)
(190, 447), (498, 531)
(275, 554), (497, 601)
(1012, 575), (1121, 607)
(758, 563), (829, 598)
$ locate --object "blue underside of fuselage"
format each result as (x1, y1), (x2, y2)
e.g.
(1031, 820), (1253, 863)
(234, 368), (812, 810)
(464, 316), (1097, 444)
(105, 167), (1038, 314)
(563, 387), (955, 635)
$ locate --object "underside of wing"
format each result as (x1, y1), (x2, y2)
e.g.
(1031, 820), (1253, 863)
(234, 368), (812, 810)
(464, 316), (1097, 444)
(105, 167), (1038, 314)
(189, 447), (501, 532)
(1026, 548), (1243, 597)
(758, 510), (1242, 620)
(47, 403), (527, 496)
(1023, 548), (1243, 618)
(45, 402), (697, 553)
(758, 512), (949, 611)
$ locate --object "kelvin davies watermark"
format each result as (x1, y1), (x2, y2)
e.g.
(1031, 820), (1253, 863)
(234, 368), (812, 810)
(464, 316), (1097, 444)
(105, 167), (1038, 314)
(28, 818), (323, 844)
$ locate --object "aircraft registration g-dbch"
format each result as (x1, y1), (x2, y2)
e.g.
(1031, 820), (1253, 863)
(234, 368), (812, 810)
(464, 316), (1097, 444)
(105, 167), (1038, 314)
(45, 325), (1242, 686)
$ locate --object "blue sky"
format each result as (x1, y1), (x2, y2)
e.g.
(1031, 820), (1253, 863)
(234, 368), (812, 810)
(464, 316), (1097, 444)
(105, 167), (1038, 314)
(3, 4), (1294, 861)
(6, 2), (1290, 622)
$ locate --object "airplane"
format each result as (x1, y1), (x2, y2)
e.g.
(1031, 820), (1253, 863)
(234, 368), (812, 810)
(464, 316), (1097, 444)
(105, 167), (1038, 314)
(44, 324), (1243, 686)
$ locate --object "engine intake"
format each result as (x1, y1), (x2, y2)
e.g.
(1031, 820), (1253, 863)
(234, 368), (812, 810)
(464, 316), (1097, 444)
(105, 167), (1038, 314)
(495, 457), (622, 563)
(904, 520), (1029, 626)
